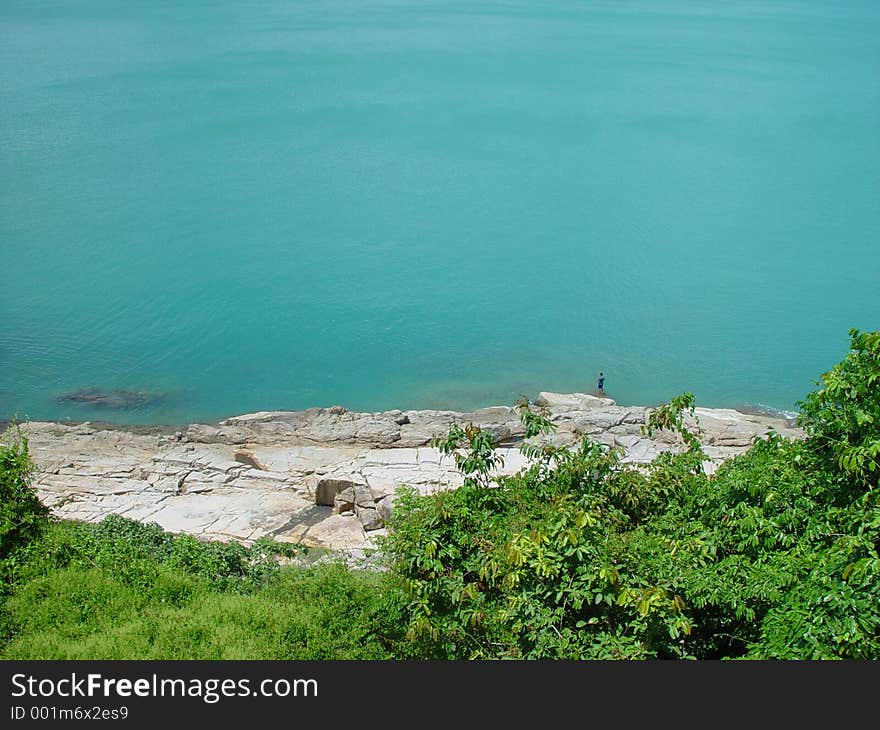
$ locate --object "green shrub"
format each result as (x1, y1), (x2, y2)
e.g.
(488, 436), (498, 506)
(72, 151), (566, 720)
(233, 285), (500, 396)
(798, 328), (880, 487)
(10, 514), (303, 595)
(380, 436), (698, 659)
(1, 426), (49, 576)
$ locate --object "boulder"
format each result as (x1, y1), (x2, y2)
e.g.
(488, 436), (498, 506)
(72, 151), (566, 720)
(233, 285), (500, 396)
(313, 475), (368, 506)
(356, 506), (384, 532)
(376, 494), (397, 522)
(353, 484), (375, 508)
(334, 487), (355, 514)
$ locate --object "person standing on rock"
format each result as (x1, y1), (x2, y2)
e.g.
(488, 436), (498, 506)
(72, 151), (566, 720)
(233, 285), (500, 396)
(597, 372), (605, 395)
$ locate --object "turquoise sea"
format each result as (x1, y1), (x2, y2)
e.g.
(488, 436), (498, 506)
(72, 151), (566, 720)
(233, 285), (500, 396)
(1, 0), (878, 425)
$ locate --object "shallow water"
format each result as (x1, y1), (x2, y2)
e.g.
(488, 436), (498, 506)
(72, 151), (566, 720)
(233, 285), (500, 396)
(1, 0), (878, 424)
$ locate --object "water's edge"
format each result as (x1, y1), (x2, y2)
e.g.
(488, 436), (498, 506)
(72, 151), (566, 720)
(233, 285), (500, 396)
(2, 394), (801, 435)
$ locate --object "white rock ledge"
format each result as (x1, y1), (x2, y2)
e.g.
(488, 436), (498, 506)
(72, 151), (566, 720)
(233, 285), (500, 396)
(12, 394), (802, 559)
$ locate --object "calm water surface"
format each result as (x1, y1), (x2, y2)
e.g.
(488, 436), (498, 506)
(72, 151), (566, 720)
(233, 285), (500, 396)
(1, 1), (878, 424)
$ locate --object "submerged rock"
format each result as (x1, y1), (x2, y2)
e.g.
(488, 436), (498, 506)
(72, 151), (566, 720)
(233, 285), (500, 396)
(57, 387), (165, 410)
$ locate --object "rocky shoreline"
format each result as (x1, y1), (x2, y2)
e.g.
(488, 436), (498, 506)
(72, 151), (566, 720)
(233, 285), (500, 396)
(15, 392), (802, 563)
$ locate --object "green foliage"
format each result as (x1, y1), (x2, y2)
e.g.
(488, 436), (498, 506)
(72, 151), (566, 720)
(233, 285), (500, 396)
(7, 514), (303, 595)
(643, 391), (703, 458)
(380, 438), (698, 659)
(798, 328), (880, 487)
(1, 425), (50, 590)
(515, 397), (564, 464)
(746, 490), (880, 659)
(431, 422), (504, 488)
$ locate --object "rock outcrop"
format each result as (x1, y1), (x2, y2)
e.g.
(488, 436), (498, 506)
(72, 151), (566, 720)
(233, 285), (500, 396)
(14, 394), (802, 562)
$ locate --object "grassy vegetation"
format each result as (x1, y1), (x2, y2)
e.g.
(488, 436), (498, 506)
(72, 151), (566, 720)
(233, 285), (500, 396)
(1, 328), (877, 660)
(0, 512), (390, 659)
